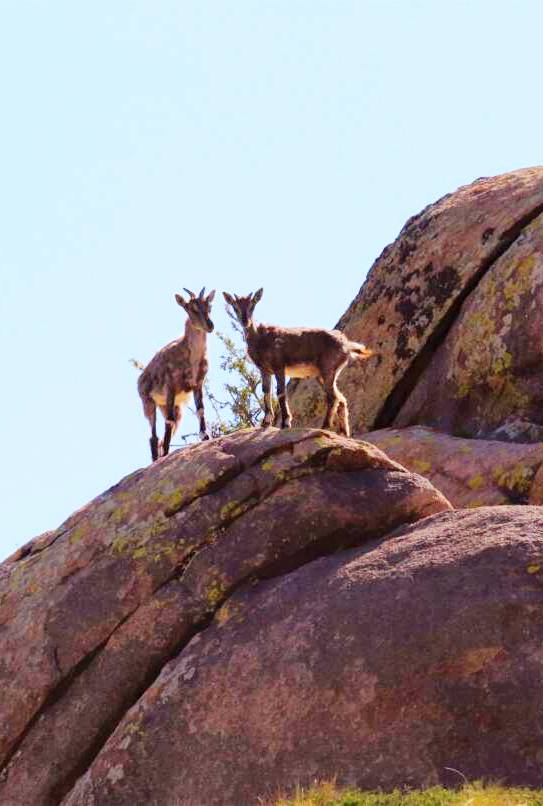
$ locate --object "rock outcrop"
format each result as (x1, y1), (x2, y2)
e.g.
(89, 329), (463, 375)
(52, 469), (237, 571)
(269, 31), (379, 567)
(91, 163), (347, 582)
(64, 507), (543, 805)
(395, 210), (543, 436)
(289, 167), (543, 437)
(5, 167), (543, 805)
(0, 428), (449, 806)
(363, 426), (543, 508)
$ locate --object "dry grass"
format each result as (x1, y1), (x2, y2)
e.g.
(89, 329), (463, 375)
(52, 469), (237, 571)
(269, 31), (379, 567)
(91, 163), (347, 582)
(265, 780), (543, 806)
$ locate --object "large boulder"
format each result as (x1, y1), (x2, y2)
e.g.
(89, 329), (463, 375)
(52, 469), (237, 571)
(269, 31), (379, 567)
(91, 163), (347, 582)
(395, 210), (543, 436)
(0, 428), (449, 806)
(363, 426), (543, 508)
(289, 167), (543, 437)
(64, 507), (543, 805)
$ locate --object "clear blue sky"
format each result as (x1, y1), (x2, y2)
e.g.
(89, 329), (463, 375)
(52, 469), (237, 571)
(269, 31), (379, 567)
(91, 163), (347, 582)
(1, 0), (542, 560)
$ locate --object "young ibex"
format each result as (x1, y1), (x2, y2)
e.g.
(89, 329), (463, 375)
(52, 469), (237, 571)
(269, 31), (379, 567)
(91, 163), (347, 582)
(223, 288), (373, 437)
(138, 287), (215, 462)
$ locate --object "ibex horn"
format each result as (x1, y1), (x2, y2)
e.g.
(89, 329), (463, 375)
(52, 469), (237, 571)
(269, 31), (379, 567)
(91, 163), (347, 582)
(183, 288), (196, 298)
(199, 286), (206, 299)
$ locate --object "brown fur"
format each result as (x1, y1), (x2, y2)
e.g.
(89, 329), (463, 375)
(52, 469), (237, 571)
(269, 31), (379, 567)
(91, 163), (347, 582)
(223, 289), (373, 436)
(138, 288), (215, 461)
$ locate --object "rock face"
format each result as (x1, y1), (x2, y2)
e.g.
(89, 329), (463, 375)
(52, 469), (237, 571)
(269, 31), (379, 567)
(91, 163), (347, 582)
(395, 210), (543, 436)
(363, 426), (543, 508)
(289, 167), (543, 437)
(0, 428), (450, 806)
(64, 507), (543, 805)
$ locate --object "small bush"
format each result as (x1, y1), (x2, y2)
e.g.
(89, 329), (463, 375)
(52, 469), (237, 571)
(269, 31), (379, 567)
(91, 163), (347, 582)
(267, 780), (543, 806)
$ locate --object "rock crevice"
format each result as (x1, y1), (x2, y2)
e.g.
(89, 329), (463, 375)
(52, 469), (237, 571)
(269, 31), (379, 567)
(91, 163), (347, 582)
(374, 200), (543, 427)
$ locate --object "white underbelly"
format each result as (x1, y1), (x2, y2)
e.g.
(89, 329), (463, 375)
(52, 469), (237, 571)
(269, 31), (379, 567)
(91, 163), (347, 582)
(151, 390), (192, 408)
(285, 363), (320, 379)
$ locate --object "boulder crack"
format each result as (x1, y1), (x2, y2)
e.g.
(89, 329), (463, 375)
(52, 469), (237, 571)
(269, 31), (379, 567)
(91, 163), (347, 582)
(372, 201), (543, 428)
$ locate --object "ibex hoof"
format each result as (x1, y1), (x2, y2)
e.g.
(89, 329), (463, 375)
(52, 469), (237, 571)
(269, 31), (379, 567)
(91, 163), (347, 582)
(200, 432), (211, 441)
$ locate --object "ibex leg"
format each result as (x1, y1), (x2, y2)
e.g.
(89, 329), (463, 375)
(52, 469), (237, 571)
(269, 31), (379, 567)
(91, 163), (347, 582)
(336, 393), (350, 437)
(161, 388), (176, 457)
(322, 372), (341, 432)
(261, 371), (273, 427)
(334, 360), (350, 437)
(322, 360), (349, 435)
(275, 370), (292, 429)
(193, 386), (210, 440)
(323, 390), (339, 431)
(143, 398), (159, 462)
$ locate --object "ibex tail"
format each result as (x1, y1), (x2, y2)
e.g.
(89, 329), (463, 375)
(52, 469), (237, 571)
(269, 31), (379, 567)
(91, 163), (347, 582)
(347, 341), (373, 360)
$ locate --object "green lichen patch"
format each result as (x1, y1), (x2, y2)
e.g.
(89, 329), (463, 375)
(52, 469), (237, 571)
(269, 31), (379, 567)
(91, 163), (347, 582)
(503, 254), (536, 310)
(120, 720), (146, 743)
(111, 535), (131, 555)
(109, 505), (130, 527)
(206, 579), (226, 608)
(68, 525), (87, 545)
(216, 598), (246, 627)
(412, 459), (432, 474)
(108, 509), (174, 558)
(448, 239), (541, 430)
(219, 500), (243, 522)
(275, 466), (317, 483)
(467, 475), (486, 491)
(148, 473), (217, 518)
(219, 496), (260, 523)
(492, 463), (534, 496)
(467, 498), (486, 508)
(132, 536), (177, 564)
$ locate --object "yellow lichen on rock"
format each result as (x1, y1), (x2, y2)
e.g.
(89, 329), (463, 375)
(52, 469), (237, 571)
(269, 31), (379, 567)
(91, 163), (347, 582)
(290, 169), (543, 435)
(467, 475), (486, 491)
(412, 459), (432, 474)
(364, 426), (543, 509)
(395, 208), (543, 435)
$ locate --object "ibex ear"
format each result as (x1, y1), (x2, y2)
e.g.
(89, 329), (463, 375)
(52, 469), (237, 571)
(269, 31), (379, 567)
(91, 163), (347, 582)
(207, 289), (216, 303)
(252, 288), (264, 305)
(223, 291), (235, 306)
(175, 293), (188, 310)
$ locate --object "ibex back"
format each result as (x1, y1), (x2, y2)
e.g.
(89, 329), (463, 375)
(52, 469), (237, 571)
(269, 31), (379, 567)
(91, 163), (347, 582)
(138, 288), (215, 461)
(223, 288), (373, 437)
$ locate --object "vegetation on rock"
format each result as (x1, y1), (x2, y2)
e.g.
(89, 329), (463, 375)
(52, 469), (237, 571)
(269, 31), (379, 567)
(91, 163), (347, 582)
(205, 329), (269, 434)
(271, 781), (543, 806)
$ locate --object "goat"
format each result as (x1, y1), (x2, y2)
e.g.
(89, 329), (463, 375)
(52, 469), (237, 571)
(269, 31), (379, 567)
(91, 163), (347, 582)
(138, 287), (215, 461)
(223, 288), (373, 437)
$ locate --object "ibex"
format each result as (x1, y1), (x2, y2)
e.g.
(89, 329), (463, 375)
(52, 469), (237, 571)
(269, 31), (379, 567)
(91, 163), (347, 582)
(138, 287), (215, 462)
(223, 288), (373, 437)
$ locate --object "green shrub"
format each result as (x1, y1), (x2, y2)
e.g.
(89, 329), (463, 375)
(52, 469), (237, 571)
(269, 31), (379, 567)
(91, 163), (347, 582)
(268, 780), (543, 806)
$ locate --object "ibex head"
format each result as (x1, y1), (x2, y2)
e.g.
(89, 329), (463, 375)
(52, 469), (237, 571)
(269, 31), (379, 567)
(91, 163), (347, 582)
(175, 287), (216, 333)
(222, 288), (263, 328)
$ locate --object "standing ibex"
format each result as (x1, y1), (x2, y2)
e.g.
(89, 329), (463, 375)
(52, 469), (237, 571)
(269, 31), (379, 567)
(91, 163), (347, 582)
(138, 288), (215, 462)
(223, 288), (373, 437)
